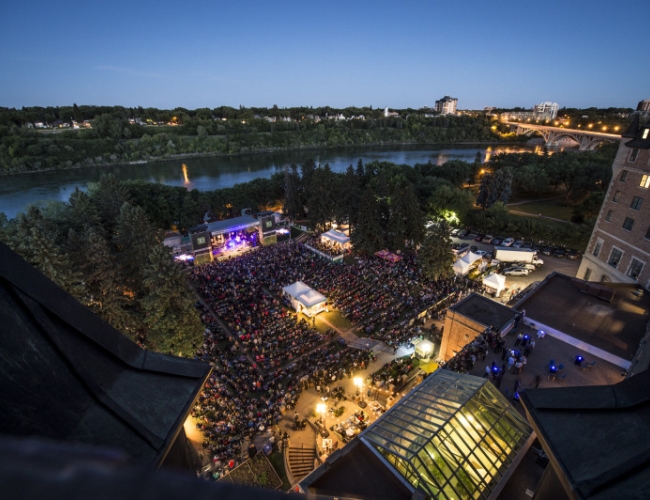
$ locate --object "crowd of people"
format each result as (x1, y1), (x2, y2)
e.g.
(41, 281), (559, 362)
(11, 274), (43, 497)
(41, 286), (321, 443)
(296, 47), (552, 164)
(304, 235), (350, 257)
(186, 236), (490, 475)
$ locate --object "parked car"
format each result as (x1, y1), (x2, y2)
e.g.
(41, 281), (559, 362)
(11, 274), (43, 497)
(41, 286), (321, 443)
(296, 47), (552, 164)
(541, 246), (554, 256)
(457, 229), (468, 238)
(482, 234), (494, 244)
(522, 241), (534, 249)
(474, 250), (488, 258)
(502, 237), (515, 247)
(492, 237), (503, 246)
(553, 248), (566, 258)
(566, 249), (580, 260)
(503, 267), (531, 276)
(450, 228), (460, 237)
(512, 239), (524, 248)
(475, 234), (485, 242)
(512, 263), (536, 271)
(470, 245), (478, 253)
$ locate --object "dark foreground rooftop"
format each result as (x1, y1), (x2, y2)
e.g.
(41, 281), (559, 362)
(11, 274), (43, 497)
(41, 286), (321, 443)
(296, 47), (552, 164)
(450, 292), (519, 330)
(521, 369), (650, 500)
(515, 273), (650, 361)
(0, 242), (211, 466)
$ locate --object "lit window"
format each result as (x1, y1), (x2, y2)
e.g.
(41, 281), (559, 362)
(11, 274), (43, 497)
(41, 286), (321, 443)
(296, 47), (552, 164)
(643, 128), (649, 140)
(629, 148), (639, 162)
(623, 217), (635, 231)
(613, 191), (621, 203)
(593, 239), (603, 257)
(620, 170), (628, 182)
(641, 175), (650, 189)
(608, 248), (623, 269)
(605, 210), (613, 222)
(627, 258), (644, 281)
(631, 196), (643, 210)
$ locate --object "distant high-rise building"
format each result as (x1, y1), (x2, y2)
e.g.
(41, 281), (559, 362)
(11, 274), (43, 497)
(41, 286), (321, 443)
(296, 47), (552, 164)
(435, 96), (458, 115)
(577, 115), (650, 289)
(533, 101), (559, 119)
(637, 99), (650, 112)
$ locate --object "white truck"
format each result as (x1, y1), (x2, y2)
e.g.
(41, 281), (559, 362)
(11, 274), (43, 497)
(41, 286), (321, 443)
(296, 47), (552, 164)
(493, 247), (544, 266)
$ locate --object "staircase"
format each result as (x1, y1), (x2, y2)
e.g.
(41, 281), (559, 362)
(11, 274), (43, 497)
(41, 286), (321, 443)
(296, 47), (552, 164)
(287, 445), (317, 483)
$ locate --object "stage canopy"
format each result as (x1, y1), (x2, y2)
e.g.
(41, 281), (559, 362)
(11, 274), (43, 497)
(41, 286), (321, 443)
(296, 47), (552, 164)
(375, 249), (402, 263)
(282, 281), (327, 317)
(321, 229), (351, 247)
(482, 273), (506, 297)
(452, 251), (482, 276)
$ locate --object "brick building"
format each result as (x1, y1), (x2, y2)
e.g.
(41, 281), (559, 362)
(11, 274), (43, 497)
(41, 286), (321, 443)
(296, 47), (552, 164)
(577, 116), (650, 289)
(440, 293), (518, 361)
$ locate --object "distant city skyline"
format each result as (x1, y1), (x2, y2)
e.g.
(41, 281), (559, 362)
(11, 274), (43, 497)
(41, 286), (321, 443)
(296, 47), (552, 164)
(1, 0), (648, 110)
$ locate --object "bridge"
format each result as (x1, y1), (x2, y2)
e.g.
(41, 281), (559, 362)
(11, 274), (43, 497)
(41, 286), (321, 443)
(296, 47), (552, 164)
(504, 122), (620, 151)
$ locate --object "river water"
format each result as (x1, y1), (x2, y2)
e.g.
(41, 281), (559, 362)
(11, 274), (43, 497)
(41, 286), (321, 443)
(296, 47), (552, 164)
(0, 144), (541, 219)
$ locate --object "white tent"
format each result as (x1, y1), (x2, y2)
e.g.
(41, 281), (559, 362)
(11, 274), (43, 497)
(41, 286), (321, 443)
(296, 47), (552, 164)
(482, 273), (506, 297)
(282, 281), (327, 317)
(321, 229), (351, 248)
(452, 252), (482, 276)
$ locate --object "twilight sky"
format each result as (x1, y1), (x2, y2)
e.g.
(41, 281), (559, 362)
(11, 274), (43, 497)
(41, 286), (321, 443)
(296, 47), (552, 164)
(1, 0), (648, 110)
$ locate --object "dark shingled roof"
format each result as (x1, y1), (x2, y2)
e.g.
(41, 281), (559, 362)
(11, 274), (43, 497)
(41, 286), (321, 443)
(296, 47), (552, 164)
(623, 115), (650, 149)
(449, 292), (518, 331)
(0, 242), (211, 466)
(521, 370), (650, 500)
(301, 438), (414, 500)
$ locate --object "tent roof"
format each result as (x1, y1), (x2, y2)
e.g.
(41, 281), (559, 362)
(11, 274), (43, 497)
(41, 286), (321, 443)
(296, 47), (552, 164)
(321, 229), (350, 244)
(460, 251), (482, 265)
(483, 273), (506, 289)
(206, 215), (259, 235)
(282, 281), (327, 308)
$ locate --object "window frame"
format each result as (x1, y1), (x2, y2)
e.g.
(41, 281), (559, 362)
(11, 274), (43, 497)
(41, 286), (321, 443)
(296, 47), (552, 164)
(622, 217), (635, 231)
(630, 196), (643, 210)
(593, 238), (603, 257)
(641, 175), (650, 189)
(629, 148), (639, 162)
(605, 209), (613, 222)
(613, 191), (621, 203)
(626, 258), (644, 281)
(607, 247), (623, 269)
(620, 170), (628, 182)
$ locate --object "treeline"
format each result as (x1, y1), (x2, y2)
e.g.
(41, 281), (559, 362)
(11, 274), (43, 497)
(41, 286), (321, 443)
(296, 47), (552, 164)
(0, 104), (504, 174)
(0, 175), (204, 356)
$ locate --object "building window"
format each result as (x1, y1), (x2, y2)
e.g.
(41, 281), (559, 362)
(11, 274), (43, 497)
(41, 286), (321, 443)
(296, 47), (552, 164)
(620, 170), (628, 182)
(631, 196), (643, 210)
(608, 248), (623, 269)
(605, 210), (613, 222)
(623, 217), (635, 231)
(584, 268), (592, 281)
(593, 239), (603, 257)
(643, 128), (649, 140)
(629, 148), (639, 162)
(641, 175), (650, 189)
(613, 191), (621, 203)
(627, 258), (644, 281)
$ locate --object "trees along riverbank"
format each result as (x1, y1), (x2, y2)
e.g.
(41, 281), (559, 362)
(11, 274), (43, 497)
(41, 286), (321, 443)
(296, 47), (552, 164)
(0, 111), (509, 175)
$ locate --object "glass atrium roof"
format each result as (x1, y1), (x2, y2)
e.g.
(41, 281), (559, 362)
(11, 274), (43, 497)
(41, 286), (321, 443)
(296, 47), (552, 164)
(361, 370), (532, 499)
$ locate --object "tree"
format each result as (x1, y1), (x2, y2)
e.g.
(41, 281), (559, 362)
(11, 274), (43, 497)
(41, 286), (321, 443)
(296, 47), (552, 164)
(386, 178), (425, 251)
(139, 245), (203, 356)
(283, 164), (303, 219)
(352, 187), (385, 254)
(418, 222), (454, 281)
(336, 165), (361, 230)
(89, 174), (133, 229)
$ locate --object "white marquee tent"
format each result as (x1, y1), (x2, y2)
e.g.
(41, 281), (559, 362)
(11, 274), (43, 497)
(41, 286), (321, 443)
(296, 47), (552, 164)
(482, 273), (506, 297)
(321, 229), (351, 248)
(282, 281), (327, 317)
(452, 252), (483, 276)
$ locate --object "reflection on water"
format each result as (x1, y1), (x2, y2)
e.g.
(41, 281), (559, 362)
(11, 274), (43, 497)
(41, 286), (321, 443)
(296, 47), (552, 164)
(0, 144), (542, 219)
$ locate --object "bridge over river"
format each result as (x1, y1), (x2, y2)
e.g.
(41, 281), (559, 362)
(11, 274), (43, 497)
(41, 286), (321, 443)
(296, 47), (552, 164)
(505, 122), (620, 150)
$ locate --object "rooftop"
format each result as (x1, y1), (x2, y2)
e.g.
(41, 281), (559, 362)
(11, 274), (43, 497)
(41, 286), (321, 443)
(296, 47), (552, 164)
(514, 273), (650, 362)
(205, 215), (259, 235)
(450, 292), (519, 331)
(0, 242), (211, 466)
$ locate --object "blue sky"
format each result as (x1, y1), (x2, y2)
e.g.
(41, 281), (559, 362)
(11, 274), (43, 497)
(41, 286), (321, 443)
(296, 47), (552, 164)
(1, 0), (648, 110)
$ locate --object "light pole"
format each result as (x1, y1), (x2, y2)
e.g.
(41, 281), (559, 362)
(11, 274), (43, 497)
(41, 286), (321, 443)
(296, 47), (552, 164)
(354, 377), (367, 408)
(316, 403), (329, 437)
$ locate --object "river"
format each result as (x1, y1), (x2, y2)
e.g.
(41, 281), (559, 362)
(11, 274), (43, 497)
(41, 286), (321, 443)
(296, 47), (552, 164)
(0, 144), (543, 219)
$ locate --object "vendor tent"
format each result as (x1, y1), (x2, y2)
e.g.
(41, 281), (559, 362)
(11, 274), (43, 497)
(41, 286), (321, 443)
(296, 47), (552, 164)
(482, 273), (506, 297)
(321, 229), (351, 248)
(375, 249), (402, 263)
(452, 251), (482, 276)
(282, 281), (327, 317)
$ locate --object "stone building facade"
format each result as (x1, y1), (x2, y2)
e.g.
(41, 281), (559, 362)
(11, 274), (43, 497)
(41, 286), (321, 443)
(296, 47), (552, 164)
(577, 116), (650, 289)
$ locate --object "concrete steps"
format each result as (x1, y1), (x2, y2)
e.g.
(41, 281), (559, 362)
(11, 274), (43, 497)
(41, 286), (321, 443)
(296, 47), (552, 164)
(287, 446), (317, 481)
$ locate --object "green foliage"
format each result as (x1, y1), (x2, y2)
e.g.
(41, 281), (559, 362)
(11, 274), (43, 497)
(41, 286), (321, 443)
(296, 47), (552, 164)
(418, 222), (454, 280)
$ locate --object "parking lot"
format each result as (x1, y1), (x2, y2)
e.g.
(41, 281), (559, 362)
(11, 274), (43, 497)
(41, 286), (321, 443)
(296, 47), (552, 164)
(451, 232), (581, 302)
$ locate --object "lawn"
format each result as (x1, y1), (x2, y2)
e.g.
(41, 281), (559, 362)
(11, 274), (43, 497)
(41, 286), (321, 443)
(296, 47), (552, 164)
(509, 200), (574, 221)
